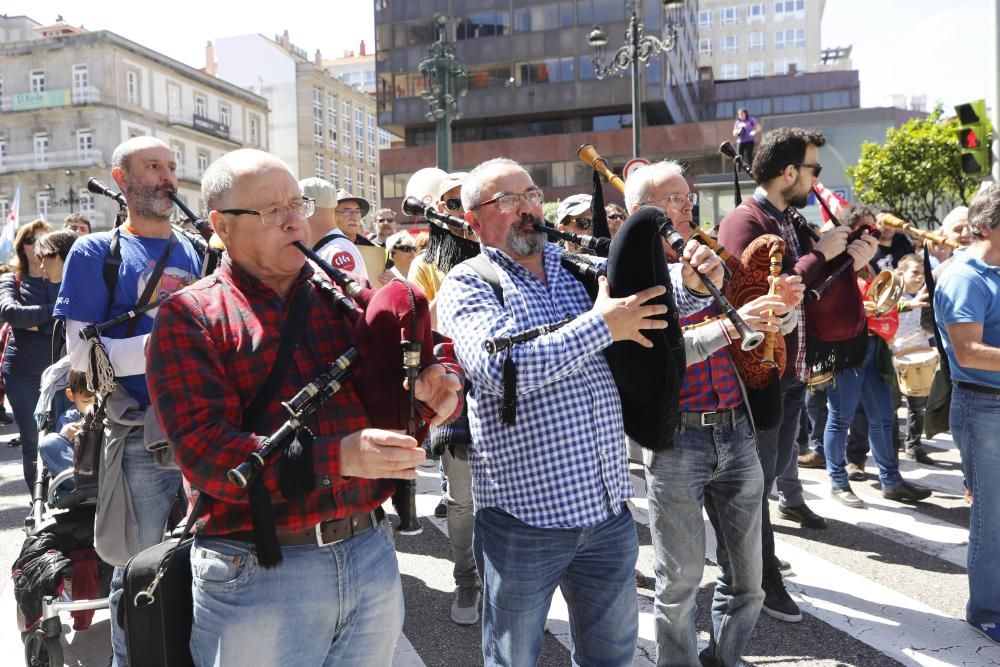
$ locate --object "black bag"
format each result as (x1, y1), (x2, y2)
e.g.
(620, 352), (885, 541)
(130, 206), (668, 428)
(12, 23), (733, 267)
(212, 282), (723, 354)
(120, 284), (309, 666)
(73, 403), (104, 478)
(121, 537), (195, 667)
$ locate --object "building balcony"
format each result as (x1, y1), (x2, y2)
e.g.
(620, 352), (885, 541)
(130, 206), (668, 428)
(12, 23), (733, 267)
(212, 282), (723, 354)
(0, 86), (102, 112)
(0, 149), (104, 174)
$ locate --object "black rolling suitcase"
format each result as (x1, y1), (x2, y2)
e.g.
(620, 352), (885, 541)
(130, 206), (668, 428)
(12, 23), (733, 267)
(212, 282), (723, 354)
(121, 499), (201, 667)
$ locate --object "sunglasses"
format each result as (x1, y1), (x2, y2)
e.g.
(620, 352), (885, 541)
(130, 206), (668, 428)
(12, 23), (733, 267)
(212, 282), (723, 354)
(444, 198), (463, 211)
(22, 237), (35, 246)
(393, 245), (416, 253)
(795, 162), (823, 178)
(567, 217), (592, 230)
(607, 213), (625, 220)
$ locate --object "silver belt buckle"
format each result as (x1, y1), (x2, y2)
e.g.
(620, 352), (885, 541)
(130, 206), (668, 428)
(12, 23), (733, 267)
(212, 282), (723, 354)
(314, 519), (344, 547)
(700, 411), (717, 427)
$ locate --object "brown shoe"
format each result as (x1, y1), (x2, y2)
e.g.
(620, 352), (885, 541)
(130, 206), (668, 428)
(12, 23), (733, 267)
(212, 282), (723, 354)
(798, 450), (826, 468)
(846, 462), (867, 481)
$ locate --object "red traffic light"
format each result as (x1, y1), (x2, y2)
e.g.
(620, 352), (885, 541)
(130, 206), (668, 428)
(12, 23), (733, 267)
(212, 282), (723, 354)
(960, 128), (980, 149)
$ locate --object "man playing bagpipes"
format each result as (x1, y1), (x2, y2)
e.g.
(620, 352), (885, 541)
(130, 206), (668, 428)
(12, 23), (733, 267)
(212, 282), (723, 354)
(145, 149), (463, 666)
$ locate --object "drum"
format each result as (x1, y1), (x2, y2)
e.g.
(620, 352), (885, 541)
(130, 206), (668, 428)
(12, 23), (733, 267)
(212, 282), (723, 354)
(893, 346), (939, 397)
(806, 369), (835, 394)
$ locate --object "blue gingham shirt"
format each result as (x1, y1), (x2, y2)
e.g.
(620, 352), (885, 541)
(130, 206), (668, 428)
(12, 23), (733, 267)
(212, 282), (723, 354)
(437, 242), (706, 528)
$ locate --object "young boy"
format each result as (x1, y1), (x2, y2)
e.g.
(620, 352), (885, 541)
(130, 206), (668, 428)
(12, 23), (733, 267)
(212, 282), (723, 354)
(893, 254), (935, 463)
(37, 370), (95, 502)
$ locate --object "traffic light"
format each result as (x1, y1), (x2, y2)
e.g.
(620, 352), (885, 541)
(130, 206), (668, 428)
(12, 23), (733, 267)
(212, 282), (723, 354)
(955, 100), (991, 175)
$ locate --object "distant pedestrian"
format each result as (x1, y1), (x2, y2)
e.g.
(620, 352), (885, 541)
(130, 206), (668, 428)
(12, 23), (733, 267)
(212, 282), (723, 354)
(734, 108), (762, 166)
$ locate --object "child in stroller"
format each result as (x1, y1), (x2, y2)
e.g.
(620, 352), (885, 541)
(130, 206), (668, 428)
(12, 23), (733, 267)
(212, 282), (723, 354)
(13, 357), (111, 667)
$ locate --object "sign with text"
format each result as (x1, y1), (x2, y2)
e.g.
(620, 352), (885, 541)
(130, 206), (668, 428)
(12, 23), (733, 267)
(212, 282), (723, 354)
(191, 114), (230, 140)
(13, 89), (68, 111)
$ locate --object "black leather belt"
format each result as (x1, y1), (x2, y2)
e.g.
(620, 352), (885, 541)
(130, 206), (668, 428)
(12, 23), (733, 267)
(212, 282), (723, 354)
(956, 381), (1000, 396)
(224, 507), (385, 547)
(679, 408), (738, 428)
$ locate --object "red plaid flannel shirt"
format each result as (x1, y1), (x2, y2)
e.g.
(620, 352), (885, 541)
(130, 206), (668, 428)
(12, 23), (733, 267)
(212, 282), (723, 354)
(147, 256), (459, 536)
(678, 304), (743, 413)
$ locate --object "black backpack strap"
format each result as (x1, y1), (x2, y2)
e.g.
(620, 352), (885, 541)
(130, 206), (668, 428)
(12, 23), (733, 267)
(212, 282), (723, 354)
(102, 229), (123, 321)
(312, 232), (338, 254)
(125, 233), (178, 337)
(463, 254), (504, 307)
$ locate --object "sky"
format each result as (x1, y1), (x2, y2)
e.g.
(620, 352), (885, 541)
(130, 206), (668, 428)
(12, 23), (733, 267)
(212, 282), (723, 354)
(5, 0), (995, 114)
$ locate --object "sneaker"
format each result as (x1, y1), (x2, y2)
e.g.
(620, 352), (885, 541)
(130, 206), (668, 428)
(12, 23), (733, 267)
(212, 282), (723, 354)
(762, 579), (803, 623)
(635, 569), (646, 587)
(968, 620), (1000, 644)
(831, 486), (866, 509)
(798, 450), (826, 468)
(434, 499), (448, 518)
(903, 445), (936, 465)
(7, 436), (19, 448)
(778, 558), (791, 572)
(846, 462), (867, 482)
(777, 503), (828, 529)
(0, 411), (12, 426)
(882, 480), (932, 503)
(450, 585), (481, 625)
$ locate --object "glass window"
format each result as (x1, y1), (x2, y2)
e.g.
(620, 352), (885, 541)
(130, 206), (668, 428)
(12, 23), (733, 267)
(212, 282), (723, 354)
(715, 101), (734, 119)
(514, 4), (559, 33)
(722, 35), (738, 53)
(698, 9), (712, 27)
(518, 57), (575, 84)
(77, 129), (93, 155)
(30, 70), (45, 93)
(314, 121), (324, 148)
(592, 114), (631, 132)
(457, 11), (510, 39)
(37, 191), (51, 218)
(34, 133), (48, 162)
(73, 64), (89, 92)
(167, 84), (181, 114)
(171, 142), (184, 166)
(195, 94), (207, 117)
(722, 7), (739, 25)
(698, 38), (712, 55)
(219, 104), (230, 127)
(331, 159), (339, 188)
(249, 116), (260, 146)
(748, 3), (765, 21)
(795, 28), (805, 47)
(748, 61), (765, 78)
(578, 56), (596, 80)
(198, 152), (209, 175)
(126, 70), (139, 104)
(749, 32), (764, 50)
(315, 155), (325, 178)
(721, 63), (739, 79)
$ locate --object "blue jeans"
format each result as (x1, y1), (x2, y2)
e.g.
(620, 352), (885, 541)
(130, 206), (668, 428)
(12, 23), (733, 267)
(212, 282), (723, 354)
(189, 518), (403, 666)
(806, 387), (871, 464)
(645, 411), (764, 667)
(473, 505), (638, 667)
(823, 337), (903, 490)
(5, 373), (41, 491)
(950, 385), (1000, 626)
(110, 429), (182, 667)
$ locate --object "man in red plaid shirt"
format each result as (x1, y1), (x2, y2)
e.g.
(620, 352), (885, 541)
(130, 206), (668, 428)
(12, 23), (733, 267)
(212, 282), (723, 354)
(146, 149), (462, 666)
(625, 160), (802, 667)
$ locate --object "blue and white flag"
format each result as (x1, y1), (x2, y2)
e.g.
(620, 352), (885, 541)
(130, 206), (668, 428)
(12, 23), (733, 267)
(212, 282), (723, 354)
(1, 185), (19, 261)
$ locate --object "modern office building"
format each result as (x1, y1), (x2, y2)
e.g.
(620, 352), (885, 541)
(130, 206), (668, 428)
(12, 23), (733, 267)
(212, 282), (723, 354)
(695, 0), (851, 80)
(214, 32), (382, 208)
(375, 0), (703, 210)
(0, 16), (269, 230)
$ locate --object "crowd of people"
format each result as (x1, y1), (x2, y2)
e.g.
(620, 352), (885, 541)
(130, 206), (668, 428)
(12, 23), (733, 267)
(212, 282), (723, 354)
(4, 126), (997, 667)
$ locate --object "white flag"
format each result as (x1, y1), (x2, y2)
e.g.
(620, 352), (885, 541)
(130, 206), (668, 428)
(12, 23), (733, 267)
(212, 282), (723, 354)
(1, 185), (19, 260)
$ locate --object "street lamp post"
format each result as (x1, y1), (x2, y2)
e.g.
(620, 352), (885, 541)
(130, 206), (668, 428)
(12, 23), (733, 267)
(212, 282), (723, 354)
(46, 169), (81, 214)
(419, 14), (467, 173)
(588, 0), (685, 159)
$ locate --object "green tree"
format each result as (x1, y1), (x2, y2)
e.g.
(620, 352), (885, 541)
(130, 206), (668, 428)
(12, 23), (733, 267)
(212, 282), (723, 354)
(847, 107), (985, 228)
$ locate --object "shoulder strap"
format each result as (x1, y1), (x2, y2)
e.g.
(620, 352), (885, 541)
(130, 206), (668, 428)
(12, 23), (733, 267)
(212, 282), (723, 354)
(125, 233), (178, 337)
(102, 229), (122, 321)
(463, 254), (504, 307)
(312, 232), (338, 254)
(242, 283), (311, 432)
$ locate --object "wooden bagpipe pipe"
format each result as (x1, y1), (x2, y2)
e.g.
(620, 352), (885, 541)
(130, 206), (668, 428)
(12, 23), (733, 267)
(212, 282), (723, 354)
(225, 240), (443, 539)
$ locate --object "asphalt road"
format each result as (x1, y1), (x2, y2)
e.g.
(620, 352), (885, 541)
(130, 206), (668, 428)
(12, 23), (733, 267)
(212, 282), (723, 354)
(0, 417), (996, 667)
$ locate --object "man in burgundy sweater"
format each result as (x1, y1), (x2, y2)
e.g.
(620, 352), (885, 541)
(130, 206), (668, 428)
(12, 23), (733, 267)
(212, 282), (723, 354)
(718, 127), (877, 624)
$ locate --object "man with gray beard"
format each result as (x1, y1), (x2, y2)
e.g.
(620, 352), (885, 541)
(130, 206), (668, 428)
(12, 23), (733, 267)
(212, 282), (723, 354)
(437, 157), (726, 665)
(54, 136), (202, 666)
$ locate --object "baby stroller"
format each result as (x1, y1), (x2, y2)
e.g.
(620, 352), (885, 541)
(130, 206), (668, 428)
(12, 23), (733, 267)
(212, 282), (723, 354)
(14, 357), (112, 667)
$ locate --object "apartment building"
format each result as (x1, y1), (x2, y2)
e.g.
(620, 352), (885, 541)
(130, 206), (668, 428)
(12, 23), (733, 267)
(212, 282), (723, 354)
(695, 0), (851, 81)
(0, 16), (269, 230)
(214, 32), (381, 209)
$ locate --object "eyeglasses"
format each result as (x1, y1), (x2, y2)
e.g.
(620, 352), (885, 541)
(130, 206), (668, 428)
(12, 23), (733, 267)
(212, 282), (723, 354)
(444, 198), (463, 211)
(567, 217), (592, 231)
(22, 237), (35, 246)
(393, 245), (416, 254)
(36, 252), (57, 260)
(607, 213), (625, 220)
(220, 198), (316, 227)
(335, 208), (364, 218)
(795, 162), (823, 178)
(376, 218), (395, 224)
(473, 188), (544, 212)
(643, 193), (698, 207)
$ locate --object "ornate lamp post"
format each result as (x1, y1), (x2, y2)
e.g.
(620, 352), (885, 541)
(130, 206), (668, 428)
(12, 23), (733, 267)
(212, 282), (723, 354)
(46, 169), (81, 214)
(419, 14), (468, 173)
(588, 0), (685, 159)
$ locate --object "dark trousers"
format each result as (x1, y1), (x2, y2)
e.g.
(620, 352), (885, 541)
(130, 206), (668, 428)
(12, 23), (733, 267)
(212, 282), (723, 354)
(756, 378), (806, 582)
(4, 373), (41, 491)
(738, 141), (755, 166)
(806, 386), (878, 464)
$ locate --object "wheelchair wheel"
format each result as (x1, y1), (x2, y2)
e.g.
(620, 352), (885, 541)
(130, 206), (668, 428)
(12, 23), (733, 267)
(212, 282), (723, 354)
(23, 631), (63, 667)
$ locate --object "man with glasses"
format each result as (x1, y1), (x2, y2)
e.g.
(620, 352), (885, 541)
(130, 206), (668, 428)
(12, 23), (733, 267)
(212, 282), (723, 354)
(605, 203), (627, 237)
(299, 177), (370, 282)
(54, 136), (202, 667)
(437, 157), (737, 665)
(372, 208), (398, 247)
(147, 148), (463, 664)
(625, 160), (803, 666)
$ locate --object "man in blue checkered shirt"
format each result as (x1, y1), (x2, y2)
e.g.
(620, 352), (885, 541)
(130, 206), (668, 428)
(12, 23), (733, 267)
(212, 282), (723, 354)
(438, 157), (743, 666)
